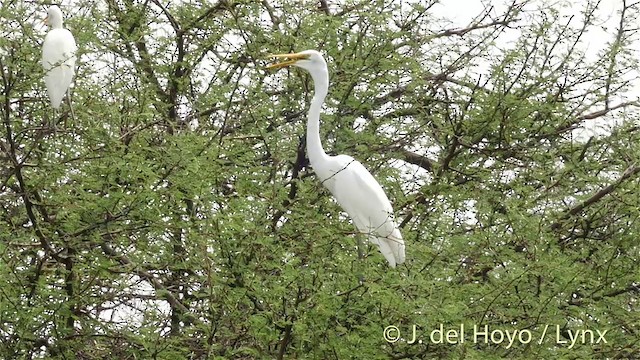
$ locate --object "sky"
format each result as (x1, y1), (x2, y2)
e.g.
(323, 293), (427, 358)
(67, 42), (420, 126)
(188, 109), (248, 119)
(432, 0), (638, 140)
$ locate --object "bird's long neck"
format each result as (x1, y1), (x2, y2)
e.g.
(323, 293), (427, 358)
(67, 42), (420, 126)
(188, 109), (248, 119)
(51, 14), (64, 29)
(307, 69), (329, 166)
(50, 20), (63, 29)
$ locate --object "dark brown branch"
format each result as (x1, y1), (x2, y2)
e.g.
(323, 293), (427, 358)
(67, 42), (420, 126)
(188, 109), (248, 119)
(371, 70), (490, 110)
(100, 241), (197, 324)
(261, 0), (281, 26)
(2, 81), (63, 262)
(434, 19), (512, 38)
(317, 0), (330, 15)
(271, 136), (306, 230)
(592, 283), (640, 300)
(109, 0), (171, 112)
(151, 0), (180, 32)
(372, 85), (408, 107)
(399, 148), (434, 172)
(576, 101), (638, 121)
(552, 164), (640, 231)
(277, 323), (293, 360)
(604, 0), (629, 109)
(185, 0), (230, 30)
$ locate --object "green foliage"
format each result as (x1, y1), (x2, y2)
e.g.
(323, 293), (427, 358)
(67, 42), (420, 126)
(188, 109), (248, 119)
(0, 0), (639, 358)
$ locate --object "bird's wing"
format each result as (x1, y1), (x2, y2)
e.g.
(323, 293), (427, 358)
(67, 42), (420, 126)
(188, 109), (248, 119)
(322, 155), (405, 266)
(325, 155), (393, 212)
(42, 29), (77, 108)
(61, 30), (77, 85)
(42, 29), (76, 70)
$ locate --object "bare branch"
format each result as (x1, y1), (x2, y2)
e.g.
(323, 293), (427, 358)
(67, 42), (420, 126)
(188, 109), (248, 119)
(576, 101), (639, 120)
(604, 0), (630, 108)
(261, 0), (281, 27)
(434, 19), (512, 38)
(100, 241), (197, 324)
(317, 0), (330, 15)
(552, 164), (640, 231)
(399, 148), (434, 172)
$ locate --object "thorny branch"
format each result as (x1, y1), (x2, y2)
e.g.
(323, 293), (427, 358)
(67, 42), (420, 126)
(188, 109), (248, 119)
(552, 164), (640, 232)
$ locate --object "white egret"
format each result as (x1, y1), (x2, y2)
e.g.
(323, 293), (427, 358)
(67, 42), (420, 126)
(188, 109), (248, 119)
(42, 5), (77, 109)
(267, 50), (406, 267)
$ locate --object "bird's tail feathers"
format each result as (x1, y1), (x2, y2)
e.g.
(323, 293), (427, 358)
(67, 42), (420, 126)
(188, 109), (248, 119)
(369, 236), (398, 268)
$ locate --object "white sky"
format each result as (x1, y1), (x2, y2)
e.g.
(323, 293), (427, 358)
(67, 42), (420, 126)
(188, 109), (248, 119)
(431, 0), (638, 140)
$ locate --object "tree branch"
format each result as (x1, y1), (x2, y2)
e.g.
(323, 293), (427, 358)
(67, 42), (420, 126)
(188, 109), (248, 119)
(434, 19), (512, 38)
(100, 241), (197, 324)
(576, 101), (638, 121)
(399, 148), (434, 172)
(552, 164), (640, 231)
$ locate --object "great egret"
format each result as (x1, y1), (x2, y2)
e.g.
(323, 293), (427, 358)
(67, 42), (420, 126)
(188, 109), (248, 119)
(42, 5), (77, 109)
(267, 50), (406, 267)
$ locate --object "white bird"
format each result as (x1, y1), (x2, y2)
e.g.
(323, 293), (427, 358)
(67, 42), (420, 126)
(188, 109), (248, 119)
(42, 5), (77, 109)
(267, 50), (406, 267)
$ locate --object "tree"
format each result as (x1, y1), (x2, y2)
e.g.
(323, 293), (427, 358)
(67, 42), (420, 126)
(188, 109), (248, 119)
(0, 0), (638, 358)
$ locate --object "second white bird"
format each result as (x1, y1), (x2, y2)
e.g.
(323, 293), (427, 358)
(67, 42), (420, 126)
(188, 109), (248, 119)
(42, 5), (77, 109)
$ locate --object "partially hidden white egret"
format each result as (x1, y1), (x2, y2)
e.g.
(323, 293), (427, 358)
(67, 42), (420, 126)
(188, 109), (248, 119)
(42, 5), (77, 109)
(267, 50), (406, 267)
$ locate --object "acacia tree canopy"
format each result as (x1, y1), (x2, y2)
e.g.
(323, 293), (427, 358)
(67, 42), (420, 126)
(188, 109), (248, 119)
(0, 0), (639, 358)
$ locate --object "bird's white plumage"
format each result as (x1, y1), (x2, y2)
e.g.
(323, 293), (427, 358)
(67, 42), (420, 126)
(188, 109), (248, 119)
(318, 154), (405, 267)
(42, 5), (77, 109)
(268, 50), (406, 267)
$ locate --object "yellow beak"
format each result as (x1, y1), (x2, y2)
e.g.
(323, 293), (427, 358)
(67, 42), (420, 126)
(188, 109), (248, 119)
(265, 52), (309, 70)
(43, 16), (49, 25)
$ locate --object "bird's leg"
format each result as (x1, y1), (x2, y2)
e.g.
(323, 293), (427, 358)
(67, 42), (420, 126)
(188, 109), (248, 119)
(65, 88), (75, 129)
(356, 233), (365, 284)
(50, 107), (58, 134)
